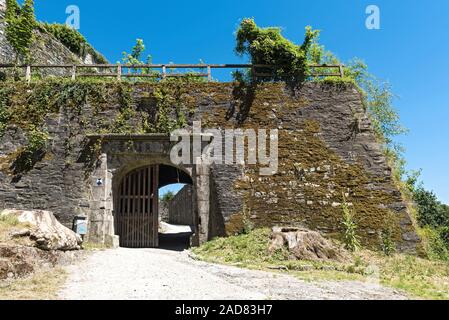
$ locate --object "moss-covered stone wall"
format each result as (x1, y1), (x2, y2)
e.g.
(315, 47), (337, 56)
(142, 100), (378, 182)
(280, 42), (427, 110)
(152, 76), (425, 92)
(0, 80), (420, 252)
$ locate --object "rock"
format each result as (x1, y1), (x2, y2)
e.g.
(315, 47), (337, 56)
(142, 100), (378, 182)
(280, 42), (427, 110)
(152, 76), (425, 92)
(0, 244), (81, 280)
(269, 226), (349, 262)
(0, 209), (82, 251)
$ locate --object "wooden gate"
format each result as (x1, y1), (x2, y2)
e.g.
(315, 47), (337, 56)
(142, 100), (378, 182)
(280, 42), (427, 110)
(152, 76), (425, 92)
(115, 165), (159, 248)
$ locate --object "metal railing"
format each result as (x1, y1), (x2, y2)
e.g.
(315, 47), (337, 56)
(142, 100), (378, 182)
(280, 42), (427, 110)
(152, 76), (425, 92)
(0, 63), (344, 83)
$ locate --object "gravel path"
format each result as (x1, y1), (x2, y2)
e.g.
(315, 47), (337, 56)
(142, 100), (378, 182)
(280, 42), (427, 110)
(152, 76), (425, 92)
(58, 248), (407, 300)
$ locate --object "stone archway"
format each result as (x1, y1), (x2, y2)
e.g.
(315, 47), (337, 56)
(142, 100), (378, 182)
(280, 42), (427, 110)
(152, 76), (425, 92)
(85, 134), (210, 248)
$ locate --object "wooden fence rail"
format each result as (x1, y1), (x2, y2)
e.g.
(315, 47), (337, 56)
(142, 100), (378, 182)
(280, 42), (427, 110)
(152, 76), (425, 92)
(0, 63), (344, 83)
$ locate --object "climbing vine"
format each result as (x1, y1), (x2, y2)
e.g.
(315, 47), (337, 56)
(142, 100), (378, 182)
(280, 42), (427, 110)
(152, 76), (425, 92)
(5, 0), (36, 63)
(39, 23), (107, 64)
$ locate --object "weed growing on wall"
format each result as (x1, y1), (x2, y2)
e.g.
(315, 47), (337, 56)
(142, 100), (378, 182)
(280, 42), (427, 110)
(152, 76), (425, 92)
(341, 195), (361, 252)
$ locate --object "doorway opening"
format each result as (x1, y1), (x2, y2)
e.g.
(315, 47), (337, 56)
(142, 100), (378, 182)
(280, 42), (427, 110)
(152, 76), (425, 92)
(114, 164), (194, 249)
(158, 165), (194, 251)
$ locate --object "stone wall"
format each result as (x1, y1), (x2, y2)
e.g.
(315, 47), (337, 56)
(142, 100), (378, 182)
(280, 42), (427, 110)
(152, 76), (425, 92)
(167, 185), (194, 226)
(0, 81), (420, 252)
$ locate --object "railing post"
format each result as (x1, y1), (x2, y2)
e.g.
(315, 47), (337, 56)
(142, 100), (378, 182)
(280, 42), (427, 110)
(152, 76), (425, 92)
(25, 65), (31, 83)
(339, 65), (344, 78)
(117, 65), (122, 81)
(71, 65), (77, 80)
(207, 65), (212, 82)
(162, 65), (166, 80)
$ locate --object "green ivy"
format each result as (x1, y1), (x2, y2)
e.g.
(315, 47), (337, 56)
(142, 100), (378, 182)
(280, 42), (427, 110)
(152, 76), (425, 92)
(38, 23), (108, 64)
(5, 0), (36, 63)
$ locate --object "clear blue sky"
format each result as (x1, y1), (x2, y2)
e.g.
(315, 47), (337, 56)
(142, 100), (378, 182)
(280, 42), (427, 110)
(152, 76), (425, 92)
(32, 0), (449, 202)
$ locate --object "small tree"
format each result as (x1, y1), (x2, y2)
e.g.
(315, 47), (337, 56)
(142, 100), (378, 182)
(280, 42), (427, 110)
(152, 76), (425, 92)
(235, 18), (319, 83)
(161, 191), (175, 202)
(5, 0), (36, 63)
(121, 39), (156, 75)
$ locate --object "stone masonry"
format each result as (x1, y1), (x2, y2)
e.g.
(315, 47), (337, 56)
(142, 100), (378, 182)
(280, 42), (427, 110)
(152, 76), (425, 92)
(0, 81), (421, 252)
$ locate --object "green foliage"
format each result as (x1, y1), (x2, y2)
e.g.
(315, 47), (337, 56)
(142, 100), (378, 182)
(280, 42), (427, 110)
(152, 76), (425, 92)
(14, 127), (49, 171)
(380, 229), (396, 256)
(420, 226), (449, 261)
(5, 0), (36, 62)
(121, 39), (158, 77)
(0, 213), (20, 226)
(39, 23), (107, 64)
(347, 60), (408, 147)
(307, 38), (407, 149)
(25, 127), (49, 154)
(413, 186), (449, 229)
(341, 195), (361, 252)
(160, 191), (175, 202)
(192, 228), (281, 265)
(235, 18), (319, 83)
(0, 87), (12, 136)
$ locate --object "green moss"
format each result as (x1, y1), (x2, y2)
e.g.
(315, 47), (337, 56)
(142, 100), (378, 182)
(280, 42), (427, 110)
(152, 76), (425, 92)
(0, 79), (416, 251)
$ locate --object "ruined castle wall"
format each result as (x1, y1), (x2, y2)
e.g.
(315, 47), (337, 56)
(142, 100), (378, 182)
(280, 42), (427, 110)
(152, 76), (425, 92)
(0, 81), (420, 252)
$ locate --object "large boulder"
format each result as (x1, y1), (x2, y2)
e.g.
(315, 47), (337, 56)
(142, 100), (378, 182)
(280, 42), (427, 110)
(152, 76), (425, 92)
(269, 226), (349, 262)
(0, 209), (82, 251)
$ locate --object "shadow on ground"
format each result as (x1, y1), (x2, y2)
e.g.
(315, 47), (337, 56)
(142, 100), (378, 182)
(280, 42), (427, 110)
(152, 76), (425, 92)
(158, 232), (192, 251)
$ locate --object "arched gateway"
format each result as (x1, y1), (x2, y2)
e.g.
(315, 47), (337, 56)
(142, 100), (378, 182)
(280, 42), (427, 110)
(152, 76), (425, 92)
(85, 134), (211, 249)
(114, 164), (194, 248)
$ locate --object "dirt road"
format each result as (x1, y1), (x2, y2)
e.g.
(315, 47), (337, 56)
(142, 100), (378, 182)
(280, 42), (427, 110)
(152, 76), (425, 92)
(58, 248), (407, 300)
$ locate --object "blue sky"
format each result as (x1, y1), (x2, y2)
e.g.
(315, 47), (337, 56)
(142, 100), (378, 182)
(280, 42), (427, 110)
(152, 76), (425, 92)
(31, 0), (449, 202)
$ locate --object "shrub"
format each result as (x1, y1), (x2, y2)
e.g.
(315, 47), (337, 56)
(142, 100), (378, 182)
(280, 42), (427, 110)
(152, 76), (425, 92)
(235, 18), (319, 83)
(39, 23), (107, 64)
(413, 186), (449, 229)
(420, 226), (449, 261)
(161, 191), (175, 202)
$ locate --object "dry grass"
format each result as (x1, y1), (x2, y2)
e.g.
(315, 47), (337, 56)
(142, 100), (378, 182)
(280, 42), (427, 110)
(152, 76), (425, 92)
(0, 215), (32, 246)
(0, 213), (68, 300)
(0, 268), (67, 300)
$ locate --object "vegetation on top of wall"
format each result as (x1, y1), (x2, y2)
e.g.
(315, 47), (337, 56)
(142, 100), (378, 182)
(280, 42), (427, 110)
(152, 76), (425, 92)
(38, 23), (108, 64)
(121, 39), (157, 76)
(234, 18), (319, 84)
(0, 78), (204, 174)
(5, 0), (36, 63)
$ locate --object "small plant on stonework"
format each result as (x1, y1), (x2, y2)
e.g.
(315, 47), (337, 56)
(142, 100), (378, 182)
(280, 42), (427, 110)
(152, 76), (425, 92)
(12, 127), (49, 173)
(242, 204), (254, 235)
(341, 195), (361, 252)
(379, 211), (397, 256)
(380, 229), (396, 256)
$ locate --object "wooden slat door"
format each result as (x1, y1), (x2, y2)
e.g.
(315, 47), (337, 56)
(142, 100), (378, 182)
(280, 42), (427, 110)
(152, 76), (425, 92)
(115, 165), (159, 248)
